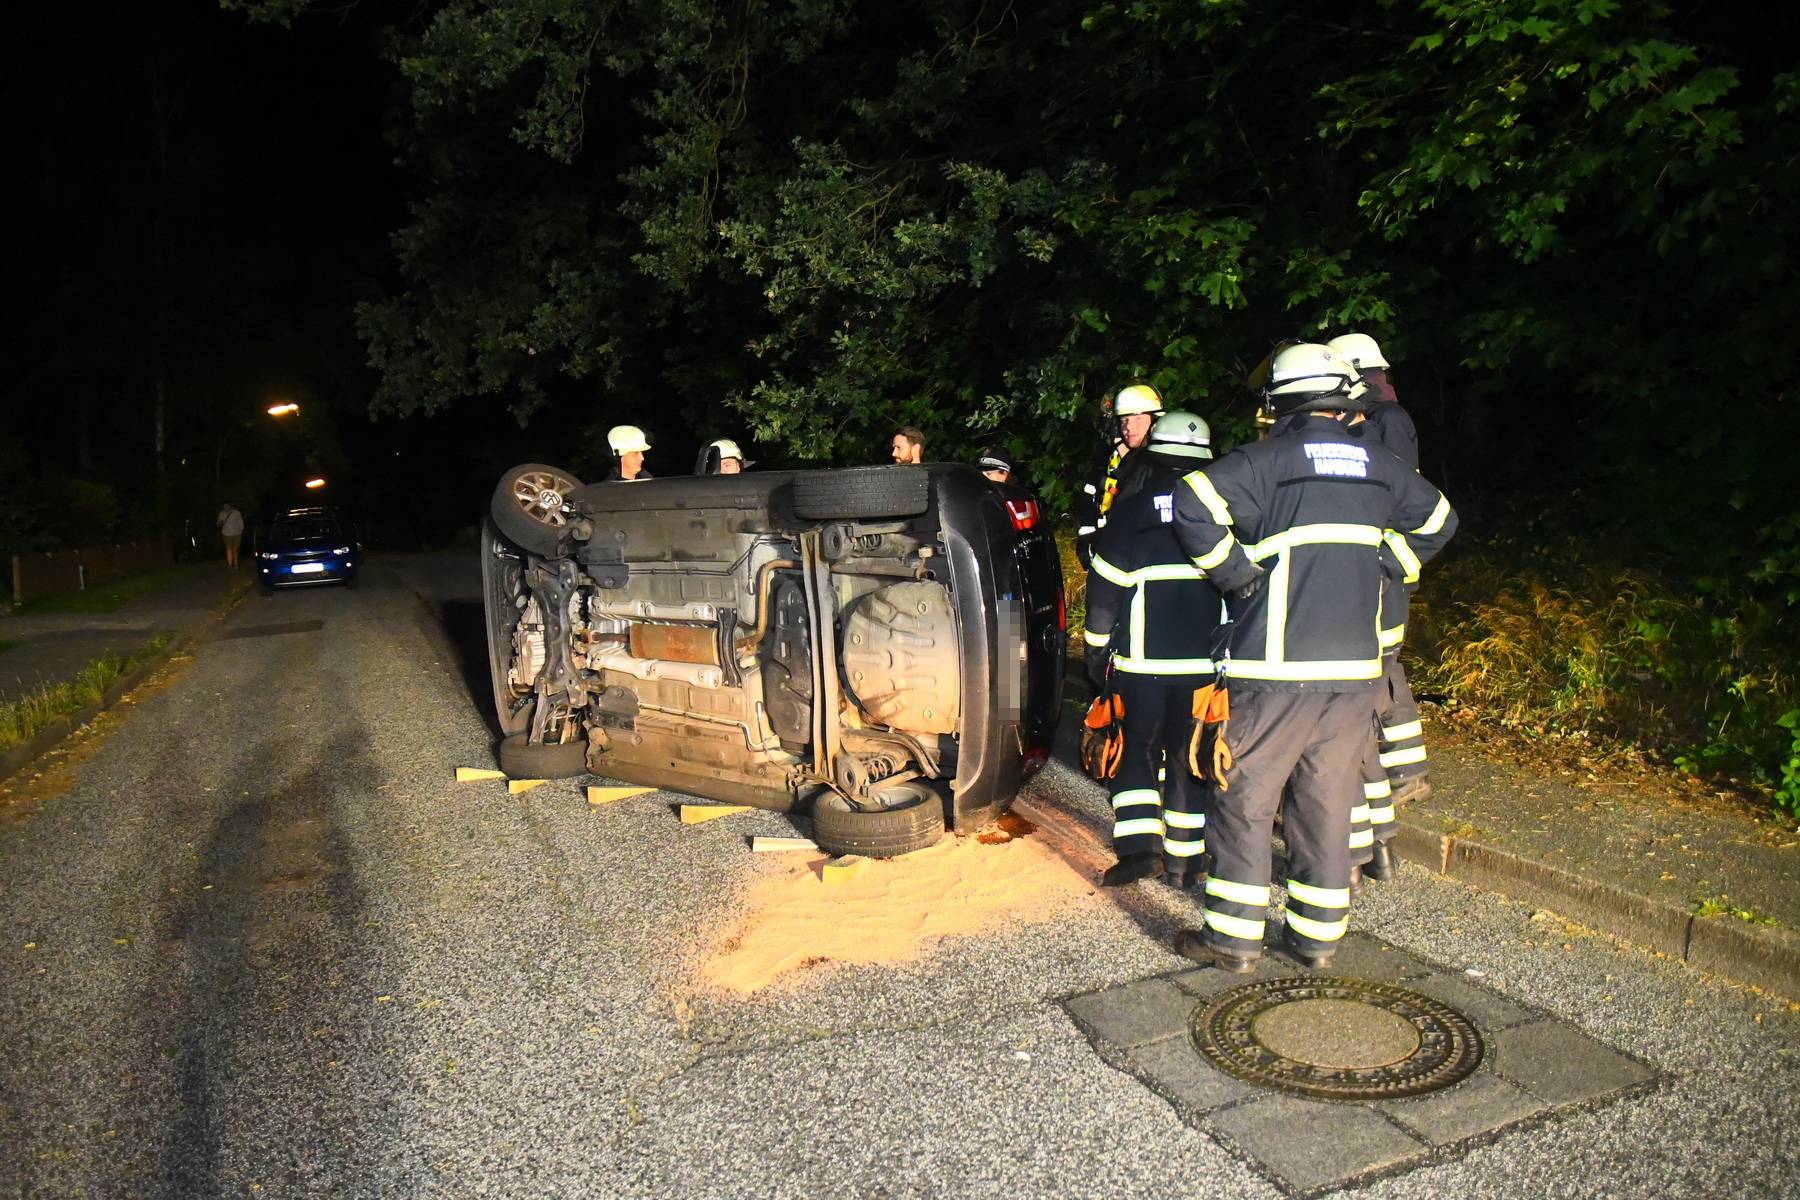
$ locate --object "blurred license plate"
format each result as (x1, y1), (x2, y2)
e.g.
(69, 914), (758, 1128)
(289, 563), (325, 574)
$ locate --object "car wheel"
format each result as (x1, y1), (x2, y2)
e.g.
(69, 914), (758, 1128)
(480, 517), (534, 738)
(492, 462), (585, 556)
(497, 734), (588, 780)
(791, 465), (931, 521)
(810, 782), (946, 858)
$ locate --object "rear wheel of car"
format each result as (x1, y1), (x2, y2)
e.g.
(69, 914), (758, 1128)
(498, 734), (588, 780)
(810, 782), (946, 858)
(791, 466), (931, 521)
(492, 462), (585, 555)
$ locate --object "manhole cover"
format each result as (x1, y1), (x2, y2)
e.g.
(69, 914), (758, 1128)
(1191, 976), (1483, 1101)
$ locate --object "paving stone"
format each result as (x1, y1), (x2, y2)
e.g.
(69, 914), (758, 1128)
(1169, 955), (1297, 999)
(1064, 978), (1197, 1049)
(1488, 1020), (1655, 1105)
(1411, 972), (1539, 1031)
(1121, 1033), (1253, 1115)
(1300, 931), (1436, 982)
(1382, 1073), (1547, 1145)
(1208, 1094), (1424, 1194)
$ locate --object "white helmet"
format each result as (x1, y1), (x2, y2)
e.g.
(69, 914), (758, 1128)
(607, 424), (651, 455)
(1113, 384), (1165, 417)
(1326, 332), (1390, 372)
(708, 438), (743, 461)
(1148, 411), (1213, 460)
(1264, 343), (1360, 416)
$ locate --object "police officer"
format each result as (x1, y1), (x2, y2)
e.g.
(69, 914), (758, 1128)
(605, 425), (653, 481)
(976, 447), (1017, 485)
(1082, 411), (1225, 888)
(1330, 332), (1431, 884)
(1169, 344), (1456, 970)
(1074, 384), (1164, 568)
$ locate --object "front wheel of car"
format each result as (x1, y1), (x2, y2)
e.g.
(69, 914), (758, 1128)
(491, 462), (586, 556)
(810, 782), (946, 858)
(498, 734), (588, 780)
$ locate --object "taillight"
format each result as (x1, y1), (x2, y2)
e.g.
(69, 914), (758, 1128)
(1021, 747), (1049, 776)
(1004, 497), (1039, 531)
(1055, 584), (1067, 632)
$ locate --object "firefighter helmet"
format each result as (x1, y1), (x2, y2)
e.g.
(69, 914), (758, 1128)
(1148, 411), (1213, 460)
(709, 438), (743, 462)
(1326, 332), (1390, 372)
(607, 424), (651, 455)
(1113, 384), (1165, 417)
(1264, 343), (1361, 417)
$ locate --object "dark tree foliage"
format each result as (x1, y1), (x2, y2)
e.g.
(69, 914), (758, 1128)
(231, 0), (1796, 595)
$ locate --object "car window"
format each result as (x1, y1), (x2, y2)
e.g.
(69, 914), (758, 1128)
(271, 517), (342, 541)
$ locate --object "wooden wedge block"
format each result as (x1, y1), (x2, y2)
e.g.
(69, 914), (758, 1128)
(456, 767), (506, 782)
(751, 836), (819, 853)
(508, 779), (549, 795)
(679, 803), (753, 824)
(821, 855), (868, 884)
(587, 785), (654, 806)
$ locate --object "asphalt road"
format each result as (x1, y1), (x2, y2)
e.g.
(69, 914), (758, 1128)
(2, 551), (1795, 1198)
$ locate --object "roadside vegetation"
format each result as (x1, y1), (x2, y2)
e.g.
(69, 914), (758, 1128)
(17, 564), (219, 616)
(0, 636), (173, 754)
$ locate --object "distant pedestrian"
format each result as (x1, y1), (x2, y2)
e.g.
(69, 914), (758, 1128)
(216, 503), (245, 569)
(891, 426), (926, 465)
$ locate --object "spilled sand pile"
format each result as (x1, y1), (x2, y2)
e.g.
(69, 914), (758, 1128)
(704, 826), (1097, 993)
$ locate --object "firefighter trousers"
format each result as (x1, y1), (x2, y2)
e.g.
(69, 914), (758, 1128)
(1198, 689), (1366, 959)
(1107, 672), (1210, 870)
(1377, 653), (1428, 789)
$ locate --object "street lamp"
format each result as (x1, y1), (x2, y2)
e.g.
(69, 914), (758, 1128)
(303, 477), (326, 490)
(267, 402), (300, 417)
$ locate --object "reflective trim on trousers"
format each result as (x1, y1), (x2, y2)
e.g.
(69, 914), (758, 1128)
(1204, 909), (1265, 942)
(1367, 805), (1395, 826)
(1349, 828), (1375, 849)
(1363, 779), (1392, 800)
(1163, 837), (1207, 858)
(1205, 877), (1271, 907)
(1164, 809), (1207, 830)
(1286, 879), (1350, 908)
(1285, 910), (1349, 943)
(1380, 745), (1429, 768)
(1383, 719), (1424, 741)
(1111, 788), (1160, 810)
(1112, 817), (1166, 840)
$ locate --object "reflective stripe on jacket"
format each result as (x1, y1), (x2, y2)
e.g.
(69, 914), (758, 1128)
(1172, 415), (1456, 691)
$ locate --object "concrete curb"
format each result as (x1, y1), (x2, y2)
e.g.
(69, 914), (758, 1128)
(1392, 815), (1799, 1001)
(0, 585), (249, 787)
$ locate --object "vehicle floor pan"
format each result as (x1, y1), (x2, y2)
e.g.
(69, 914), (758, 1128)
(586, 759), (797, 813)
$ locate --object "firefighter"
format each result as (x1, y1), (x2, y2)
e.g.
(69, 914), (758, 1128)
(1330, 332), (1431, 884)
(605, 425), (653, 481)
(1073, 384), (1164, 568)
(697, 438), (750, 475)
(1082, 411), (1225, 888)
(1169, 343), (1457, 970)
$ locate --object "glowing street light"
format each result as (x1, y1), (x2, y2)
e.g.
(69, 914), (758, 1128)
(267, 402), (301, 417)
(303, 477), (326, 490)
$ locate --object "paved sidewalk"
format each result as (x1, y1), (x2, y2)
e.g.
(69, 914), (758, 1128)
(0, 565), (246, 703)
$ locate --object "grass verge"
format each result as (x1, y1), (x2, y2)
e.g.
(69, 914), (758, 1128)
(19, 562), (221, 615)
(0, 634), (173, 753)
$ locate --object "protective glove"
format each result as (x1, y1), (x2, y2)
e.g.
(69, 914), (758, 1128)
(1080, 693), (1126, 781)
(1084, 645), (1111, 689)
(1230, 562), (1268, 601)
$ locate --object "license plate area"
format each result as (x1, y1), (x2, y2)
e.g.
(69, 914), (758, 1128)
(289, 562), (326, 574)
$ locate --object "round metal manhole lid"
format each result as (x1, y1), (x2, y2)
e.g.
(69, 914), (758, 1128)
(1191, 976), (1484, 1101)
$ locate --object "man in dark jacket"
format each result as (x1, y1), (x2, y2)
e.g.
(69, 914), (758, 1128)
(1330, 333), (1432, 883)
(1170, 343), (1457, 971)
(1083, 411), (1225, 889)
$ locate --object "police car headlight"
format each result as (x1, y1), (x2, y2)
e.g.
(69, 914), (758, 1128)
(332, 546), (351, 555)
(259, 552), (280, 560)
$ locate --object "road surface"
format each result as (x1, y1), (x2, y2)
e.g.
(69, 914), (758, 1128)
(1, 552), (1794, 1198)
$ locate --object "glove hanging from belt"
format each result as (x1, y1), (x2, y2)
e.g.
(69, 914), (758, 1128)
(1080, 691), (1126, 781)
(1187, 681), (1233, 789)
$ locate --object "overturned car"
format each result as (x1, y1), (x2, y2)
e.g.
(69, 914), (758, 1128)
(480, 462), (1064, 857)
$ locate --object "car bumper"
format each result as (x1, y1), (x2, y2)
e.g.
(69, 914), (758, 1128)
(260, 560), (356, 585)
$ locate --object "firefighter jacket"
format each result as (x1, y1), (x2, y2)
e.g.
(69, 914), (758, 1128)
(1172, 414), (1456, 692)
(1083, 462), (1225, 680)
(1361, 396), (1420, 647)
(1073, 442), (1150, 567)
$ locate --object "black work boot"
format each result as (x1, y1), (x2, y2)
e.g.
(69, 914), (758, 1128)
(1350, 864), (1365, 896)
(1282, 932), (1336, 969)
(1100, 853), (1162, 888)
(1389, 775), (1433, 806)
(1173, 928), (1258, 973)
(1161, 851), (1211, 890)
(1365, 842), (1397, 881)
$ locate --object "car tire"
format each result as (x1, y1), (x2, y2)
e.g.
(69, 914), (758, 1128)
(492, 462), (585, 556)
(497, 734), (588, 780)
(810, 782), (946, 858)
(791, 466), (931, 521)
